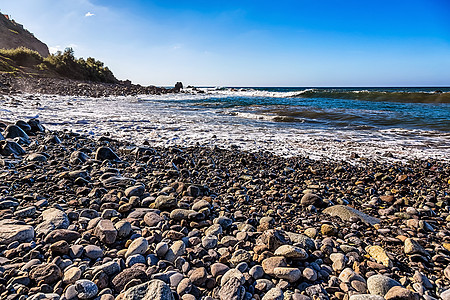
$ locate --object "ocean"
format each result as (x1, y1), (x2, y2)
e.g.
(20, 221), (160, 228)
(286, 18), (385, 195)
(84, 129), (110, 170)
(1, 87), (449, 163)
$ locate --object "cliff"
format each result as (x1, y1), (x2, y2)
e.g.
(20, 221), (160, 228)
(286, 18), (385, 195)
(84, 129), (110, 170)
(0, 11), (182, 95)
(0, 13), (50, 57)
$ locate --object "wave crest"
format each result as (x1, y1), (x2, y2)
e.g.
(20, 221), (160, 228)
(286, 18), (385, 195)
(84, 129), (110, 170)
(202, 87), (450, 103)
(288, 90), (450, 103)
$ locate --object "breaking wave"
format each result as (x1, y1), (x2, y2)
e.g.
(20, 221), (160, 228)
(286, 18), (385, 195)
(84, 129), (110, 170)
(289, 89), (450, 103)
(203, 87), (450, 103)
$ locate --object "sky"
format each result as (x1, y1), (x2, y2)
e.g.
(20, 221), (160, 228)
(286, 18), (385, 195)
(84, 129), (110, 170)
(1, 0), (450, 86)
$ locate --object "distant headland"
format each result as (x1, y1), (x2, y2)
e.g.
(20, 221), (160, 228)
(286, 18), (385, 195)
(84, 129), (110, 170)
(0, 12), (182, 96)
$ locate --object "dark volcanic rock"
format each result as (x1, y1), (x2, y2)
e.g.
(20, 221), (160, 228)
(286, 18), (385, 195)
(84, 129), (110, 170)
(28, 118), (45, 133)
(44, 229), (81, 243)
(112, 268), (148, 292)
(256, 229), (291, 252)
(300, 193), (324, 207)
(0, 140), (26, 156)
(29, 263), (62, 284)
(95, 146), (120, 161)
(3, 124), (30, 141)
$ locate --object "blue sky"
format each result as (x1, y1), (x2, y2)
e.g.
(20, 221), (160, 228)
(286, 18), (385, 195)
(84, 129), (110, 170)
(1, 0), (449, 86)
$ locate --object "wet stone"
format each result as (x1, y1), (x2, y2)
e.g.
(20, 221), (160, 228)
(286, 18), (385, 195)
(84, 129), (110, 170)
(4, 125), (30, 141)
(29, 263), (62, 285)
(44, 229), (80, 244)
(323, 205), (381, 226)
(63, 267), (82, 284)
(95, 146), (120, 161)
(384, 286), (419, 300)
(367, 274), (402, 297)
(75, 279), (98, 299)
(85, 245), (103, 260)
(262, 287), (284, 300)
(125, 237), (149, 258)
(154, 195), (178, 211)
(211, 262), (230, 277)
(144, 212), (163, 227)
(165, 240), (186, 262)
(404, 238), (426, 255)
(262, 257), (287, 276)
(36, 208), (69, 235)
(218, 277), (245, 300)
(0, 223), (34, 244)
(202, 235), (218, 249)
(301, 193), (324, 207)
(122, 279), (174, 300)
(94, 219), (117, 244)
(274, 245), (308, 260)
(273, 267), (302, 282)
(14, 206), (36, 217)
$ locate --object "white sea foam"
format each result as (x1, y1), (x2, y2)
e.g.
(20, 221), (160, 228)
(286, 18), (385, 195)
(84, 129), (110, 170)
(0, 93), (449, 164)
(196, 87), (310, 98)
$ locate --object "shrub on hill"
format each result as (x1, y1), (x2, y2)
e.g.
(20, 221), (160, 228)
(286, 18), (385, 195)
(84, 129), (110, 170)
(0, 47), (118, 83)
(0, 47), (42, 71)
(43, 48), (117, 83)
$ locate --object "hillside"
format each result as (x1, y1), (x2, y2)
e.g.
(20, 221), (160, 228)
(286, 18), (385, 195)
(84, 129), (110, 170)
(0, 11), (118, 84)
(0, 11), (182, 96)
(0, 13), (49, 57)
(0, 47), (118, 83)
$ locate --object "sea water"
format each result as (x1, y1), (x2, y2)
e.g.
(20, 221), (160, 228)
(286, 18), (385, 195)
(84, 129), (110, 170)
(1, 87), (449, 163)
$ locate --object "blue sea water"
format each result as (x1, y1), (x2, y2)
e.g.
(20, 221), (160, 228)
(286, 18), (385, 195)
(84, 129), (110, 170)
(129, 86), (450, 161)
(165, 87), (450, 132)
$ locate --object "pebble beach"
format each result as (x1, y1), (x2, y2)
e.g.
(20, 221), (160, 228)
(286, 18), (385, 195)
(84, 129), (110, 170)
(0, 116), (449, 300)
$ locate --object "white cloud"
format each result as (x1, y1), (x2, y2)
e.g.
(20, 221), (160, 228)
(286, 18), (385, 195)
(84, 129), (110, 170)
(49, 45), (63, 53)
(49, 43), (79, 54)
(172, 44), (182, 50)
(85, 12), (95, 17)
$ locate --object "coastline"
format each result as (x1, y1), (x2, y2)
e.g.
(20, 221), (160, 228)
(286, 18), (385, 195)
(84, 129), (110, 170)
(1, 2), (449, 299)
(0, 73), (183, 97)
(0, 117), (449, 299)
(1, 89), (449, 165)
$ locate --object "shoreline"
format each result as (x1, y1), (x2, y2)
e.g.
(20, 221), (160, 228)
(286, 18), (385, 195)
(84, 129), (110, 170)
(0, 118), (449, 299)
(0, 73), (183, 97)
(1, 91), (449, 165)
